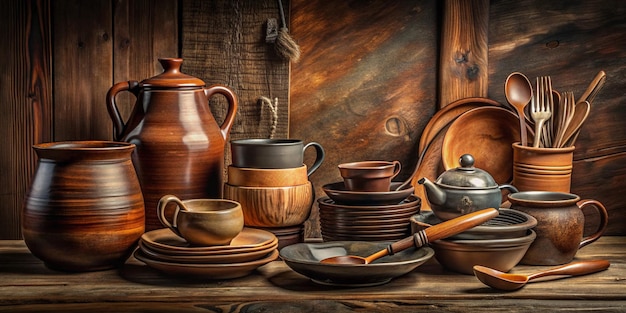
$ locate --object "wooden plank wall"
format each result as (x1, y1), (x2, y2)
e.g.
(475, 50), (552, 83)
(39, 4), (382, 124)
(0, 0), (177, 239)
(487, 0), (626, 235)
(0, 0), (624, 239)
(289, 0), (439, 237)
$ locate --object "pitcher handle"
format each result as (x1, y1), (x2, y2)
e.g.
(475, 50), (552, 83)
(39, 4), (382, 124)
(157, 194), (185, 238)
(303, 142), (325, 176)
(577, 199), (609, 249)
(106, 80), (140, 140)
(205, 85), (238, 140)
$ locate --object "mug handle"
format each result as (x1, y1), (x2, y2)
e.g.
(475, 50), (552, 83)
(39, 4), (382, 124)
(157, 194), (186, 238)
(303, 142), (325, 176)
(391, 160), (402, 180)
(577, 199), (609, 249)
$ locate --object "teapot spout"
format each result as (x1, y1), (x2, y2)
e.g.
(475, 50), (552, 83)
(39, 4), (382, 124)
(418, 177), (446, 206)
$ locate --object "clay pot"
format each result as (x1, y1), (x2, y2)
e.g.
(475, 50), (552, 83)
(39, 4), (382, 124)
(512, 143), (574, 192)
(106, 58), (238, 230)
(508, 191), (608, 265)
(22, 141), (145, 272)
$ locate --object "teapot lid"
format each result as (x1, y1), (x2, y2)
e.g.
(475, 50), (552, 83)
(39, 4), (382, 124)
(140, 58), (205, 88)
(435, 154), (498, 188)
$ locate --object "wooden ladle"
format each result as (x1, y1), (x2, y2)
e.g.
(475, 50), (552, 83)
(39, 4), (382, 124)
(505, 72), (533, 146)
(473, 259), (610, 291)
(320, 208), (499, 265)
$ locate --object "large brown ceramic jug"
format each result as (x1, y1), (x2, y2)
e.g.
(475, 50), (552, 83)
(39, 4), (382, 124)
(23, 141), (145, 272)
(106, 58), (238, 230)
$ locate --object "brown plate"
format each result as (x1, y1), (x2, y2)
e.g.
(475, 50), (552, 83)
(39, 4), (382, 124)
(419, 98), (504, 154)
(319, 218), (410, 230)
(138, 241), (278, 264)
(317, 195), (420, 211)
(320, 227), (409, 236)
(134, 249), (279, 279)
(141, 227), (277, 255)
(322, 182), (414, 205)
(321, 231), (410, 241)
(318, 209), (418, 221)
(441, 106), (521, 184)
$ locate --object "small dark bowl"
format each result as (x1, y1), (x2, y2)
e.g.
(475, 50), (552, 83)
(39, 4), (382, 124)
(410, 209), (536, 240)
(280, 241), (434, 287)
(322, 182), (415, 205)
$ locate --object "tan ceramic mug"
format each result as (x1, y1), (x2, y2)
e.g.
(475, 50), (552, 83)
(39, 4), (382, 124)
(157, 195), (244, 246)
(508, 191), (608, 265)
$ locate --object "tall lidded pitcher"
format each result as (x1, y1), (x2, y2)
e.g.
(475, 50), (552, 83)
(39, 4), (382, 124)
(107, 58), (238, 230)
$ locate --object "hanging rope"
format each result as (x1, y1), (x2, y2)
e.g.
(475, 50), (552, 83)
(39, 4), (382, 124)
(259, 96), (279, 139)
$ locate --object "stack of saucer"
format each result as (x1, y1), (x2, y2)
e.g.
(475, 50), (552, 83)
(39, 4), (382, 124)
(135, 227), (278, 279)
(318, 185), (421, 242)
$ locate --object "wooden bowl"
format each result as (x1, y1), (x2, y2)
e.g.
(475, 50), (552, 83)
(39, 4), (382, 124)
(223, 182), (314, 227)
(227, 165), (308, 187)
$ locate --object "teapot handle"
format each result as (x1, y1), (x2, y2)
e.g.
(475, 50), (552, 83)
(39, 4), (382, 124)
(106, 80), (140, 140)
(204, 85), (238, 140)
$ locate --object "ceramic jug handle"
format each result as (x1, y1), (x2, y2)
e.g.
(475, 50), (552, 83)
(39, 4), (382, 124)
(204, 85), (238, 140)
(106, 80), (140, 140)
(156, 195), (185, 238)
(303, 142), (325, 176)
(577, 199), (609, 249)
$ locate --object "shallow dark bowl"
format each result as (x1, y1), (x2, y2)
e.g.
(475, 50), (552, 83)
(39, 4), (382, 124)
(410, 209), (537, 240)
(430, 229), (536, 275)
(322, 182), (415, 205)
(280, 241), (434, 287)
(317, 195), (421, 211)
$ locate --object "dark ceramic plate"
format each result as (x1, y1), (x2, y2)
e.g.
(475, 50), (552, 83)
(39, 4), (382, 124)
(322, 182), (415, 205)
(279, 241), (434, 287)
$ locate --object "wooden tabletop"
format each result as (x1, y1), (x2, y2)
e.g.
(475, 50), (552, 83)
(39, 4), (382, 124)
(1, 237), (625, 312)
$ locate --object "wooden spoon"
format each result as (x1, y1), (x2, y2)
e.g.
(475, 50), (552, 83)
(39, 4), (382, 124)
(473, 260), (610, 291)
(505, 72), (533, 146)
(560, 100), (590, 147)
(320, 208), (499, 265)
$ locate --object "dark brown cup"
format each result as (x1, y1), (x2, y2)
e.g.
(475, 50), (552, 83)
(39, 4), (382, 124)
(338, 160), (402, 192)
(230, 139), (324, 176)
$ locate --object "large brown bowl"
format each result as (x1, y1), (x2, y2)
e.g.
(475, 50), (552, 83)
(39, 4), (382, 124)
(430, 229), (536, 275)
(322, 182), (414, 205)
(280, 241), (434, 287)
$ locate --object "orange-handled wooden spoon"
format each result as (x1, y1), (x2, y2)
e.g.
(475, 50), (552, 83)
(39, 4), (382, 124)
(320, 208), (499, 265)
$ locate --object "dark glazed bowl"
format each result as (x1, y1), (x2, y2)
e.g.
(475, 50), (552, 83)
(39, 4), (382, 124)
(430, 229), (536, 275)
(280, 241), (434, 287)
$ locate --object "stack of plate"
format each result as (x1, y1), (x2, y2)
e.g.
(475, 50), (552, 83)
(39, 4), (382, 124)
(135, 227), (279, 279)
(318, 195), (421, 242)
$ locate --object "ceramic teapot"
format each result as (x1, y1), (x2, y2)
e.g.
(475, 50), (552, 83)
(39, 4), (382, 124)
(106, 58), (238, 230)
(418, 154), (518, 221)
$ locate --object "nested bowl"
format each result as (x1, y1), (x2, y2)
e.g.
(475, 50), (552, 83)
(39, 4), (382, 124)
(223, 182), (314, 227)
(410, 209), (537, 240)
(227, 165), (309, 187)
(429, 229), (536, 275)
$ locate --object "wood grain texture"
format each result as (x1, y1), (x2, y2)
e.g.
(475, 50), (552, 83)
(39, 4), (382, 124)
(0, 0), (52, 239)
(180, 0), (290, 142)
(0, 237), (624, 311)
(290, 0), (439, 238)
(112, 0), (179, 123)
(487, 0), (626, 235)
(438, 0), (490, 108)
(52, 0), (113, 140)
